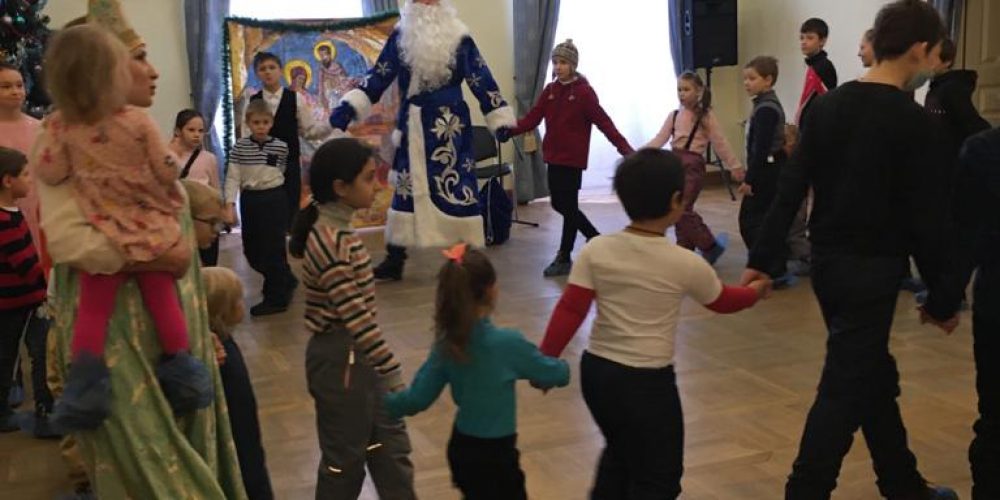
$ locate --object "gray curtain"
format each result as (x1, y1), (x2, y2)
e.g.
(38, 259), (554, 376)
(931, 0), (965, 40)
(363, 0), (398, 16)
(668, 0), (686, 76)
(183, 0), (230, 165)
(512, 0), (560, 202)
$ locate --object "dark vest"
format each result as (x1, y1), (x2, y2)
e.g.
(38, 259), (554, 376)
(251, 89), (300, 171)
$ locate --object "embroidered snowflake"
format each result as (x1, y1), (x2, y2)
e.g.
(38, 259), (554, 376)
(463, 157), (476, 173)
(375, 61), (392, 77)
(395, 170), (413, 199)
(431, 107), (464, 143)
(476, 55), (486, 68)
(487, 90), (504, 109)
(465, 74), (482, 89)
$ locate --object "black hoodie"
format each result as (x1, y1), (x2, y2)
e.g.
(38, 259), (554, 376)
(925, 69), (991, 157)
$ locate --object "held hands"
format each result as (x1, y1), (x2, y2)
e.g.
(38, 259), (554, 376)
(730, 168), (746, 183)
(918, 307), (960, 335)
(737, 183), (753, 197)
(223, 204), (238, 226)
(212, 335), (227, 366)
(529, 379), (551, 394)
(741, 269), (773, 299)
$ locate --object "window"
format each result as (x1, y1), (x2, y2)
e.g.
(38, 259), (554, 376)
(228, 1), (362, 19)
(547, 1), (677, 189)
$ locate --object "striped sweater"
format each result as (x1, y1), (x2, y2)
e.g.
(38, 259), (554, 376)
(0, 207), (46, 311)
(302, 202), (402, 388)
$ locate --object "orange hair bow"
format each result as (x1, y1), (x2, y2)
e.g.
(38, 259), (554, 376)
(442, 242), (468, 265)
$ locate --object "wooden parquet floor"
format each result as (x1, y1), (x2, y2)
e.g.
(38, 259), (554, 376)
(0, 185), (979, 499)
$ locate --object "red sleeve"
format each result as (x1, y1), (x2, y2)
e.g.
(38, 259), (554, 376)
(582, 87), (634, 156)
(704, 284), (759, 314)
(509, 85), (549, 136)
(540, 284), (595, 357)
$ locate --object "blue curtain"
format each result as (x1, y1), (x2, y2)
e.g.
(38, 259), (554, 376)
(668, 0), (686, 76)
(363, 0), (398, 16)
(931, 0), (965, 40)
(512, 0), (560, 202)
(183, 0), (230, 167)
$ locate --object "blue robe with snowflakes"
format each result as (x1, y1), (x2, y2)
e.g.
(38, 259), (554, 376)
(330, 29), (515, 248)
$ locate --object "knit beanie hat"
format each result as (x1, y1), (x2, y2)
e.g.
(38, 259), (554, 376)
(87, 0), (144, 52)
(551, 39), (579, 67)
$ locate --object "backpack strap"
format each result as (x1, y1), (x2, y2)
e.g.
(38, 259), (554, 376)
(682, 112), (704, 151)
(180, 147), (202, 179)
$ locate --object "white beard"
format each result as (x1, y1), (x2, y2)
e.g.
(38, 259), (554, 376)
(398, 0), (469, 96)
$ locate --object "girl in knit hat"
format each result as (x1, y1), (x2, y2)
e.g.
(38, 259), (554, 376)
(498, 39), (634, 277)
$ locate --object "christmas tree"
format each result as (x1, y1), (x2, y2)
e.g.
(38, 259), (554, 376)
(0, 0), (51, 118)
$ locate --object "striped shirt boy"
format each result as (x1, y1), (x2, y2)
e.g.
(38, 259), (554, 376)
(224, 135), (289, 203)
(302, 202), (402, 388)
(0, 207), (45, 311)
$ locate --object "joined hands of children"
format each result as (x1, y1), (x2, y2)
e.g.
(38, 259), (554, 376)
(918, 307), (960, 335)
(737, 183), (753, 197)
(730, 168), (746, 183)
(223, 204), (238, 226)
(740, 269), (774, 300)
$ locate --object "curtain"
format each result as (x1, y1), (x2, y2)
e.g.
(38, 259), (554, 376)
(931, 0), (965, 40)
(512, 0), (560, 202)
(362, 0), (398, 16)
(668, 0), (686, 76)
(183, 0), (230, 165)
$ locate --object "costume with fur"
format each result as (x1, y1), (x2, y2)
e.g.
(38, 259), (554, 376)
(330, 1), (515, 248)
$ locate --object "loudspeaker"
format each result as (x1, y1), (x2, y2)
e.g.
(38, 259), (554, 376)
(681, 0), (738, 69)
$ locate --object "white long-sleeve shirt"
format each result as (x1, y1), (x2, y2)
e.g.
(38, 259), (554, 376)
(240, 87), (333, 141)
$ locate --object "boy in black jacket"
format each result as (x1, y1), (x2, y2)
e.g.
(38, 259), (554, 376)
(926, 38), (991, 159)
(743, 2), (961, 498)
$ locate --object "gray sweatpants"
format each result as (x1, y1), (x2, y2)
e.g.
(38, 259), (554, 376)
(306, 330), (416, 500)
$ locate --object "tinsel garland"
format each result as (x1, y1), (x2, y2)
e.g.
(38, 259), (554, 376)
(220, 11), (400, 163)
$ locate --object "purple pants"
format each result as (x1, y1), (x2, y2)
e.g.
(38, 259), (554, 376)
(674, 150), (716, 251)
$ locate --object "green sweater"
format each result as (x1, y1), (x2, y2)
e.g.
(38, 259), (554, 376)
(385, 318), (570, 438)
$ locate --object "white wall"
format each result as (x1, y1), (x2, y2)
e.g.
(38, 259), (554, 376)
(44, 0), (190, 135)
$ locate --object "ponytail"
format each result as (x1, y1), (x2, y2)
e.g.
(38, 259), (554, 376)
(288, 201), (319, 258)
(434, 245), (496, 361)
(287, 137), (374, 259)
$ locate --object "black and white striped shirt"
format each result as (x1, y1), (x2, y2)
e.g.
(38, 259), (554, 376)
(224, 135), (289, 202)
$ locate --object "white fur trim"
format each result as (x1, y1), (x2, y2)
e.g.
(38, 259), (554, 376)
(391, 129), (403, 148)
(386, 104), (484, 248)
(340, 89), (373, 122)
(484, 106), (516, 134)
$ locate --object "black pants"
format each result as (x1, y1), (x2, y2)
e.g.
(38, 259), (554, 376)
(739, 161), (788, 278)
(447, 429), (527, 500)
(0, 306), (52, 415)
(284, 158), (301, 232)
(971, 261), (1000, 499)
(199, 237), (220, 267)
(219, 337), (273, 500)
(549, 164), (598, 258)
(581, 352), (684, 499)
(785, 254), (927, 499)
(240, 187), (294, 306)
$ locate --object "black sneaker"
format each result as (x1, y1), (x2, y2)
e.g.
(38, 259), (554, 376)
(543, 256), (572, 278)
(250, 301), (288, 317)
(373, 258), (404, 281)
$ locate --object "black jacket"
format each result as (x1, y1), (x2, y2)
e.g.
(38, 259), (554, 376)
(925, 70), (991, 157)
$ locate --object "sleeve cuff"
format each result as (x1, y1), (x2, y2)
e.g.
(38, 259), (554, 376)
(485, 106), (516, 134)
(340, 89), (373, 123)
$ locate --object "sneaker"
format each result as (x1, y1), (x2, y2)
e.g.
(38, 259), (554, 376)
(788, 259), (812, 277)
(250, 301), (288, 317)
(51, 354), (112, 432)
(773, 273), (799, 290)
(372, 257), (404, 281)
(7, 382), (23, 409)
(16, 409), (63, 439)
(543, 258), (572, 278)
(0, 411), (18, 433)
(702, 233), (729, 266)
(156, 352), (215, 415)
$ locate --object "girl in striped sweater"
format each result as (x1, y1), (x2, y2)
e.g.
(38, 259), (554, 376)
(289, 138), (416, 500)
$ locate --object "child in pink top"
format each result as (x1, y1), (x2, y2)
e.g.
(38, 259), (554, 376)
(35, 25), (212, 430)
(644, 71), (744, 264)
(169, 109), (221, 266)
(0, 63), (42, 250)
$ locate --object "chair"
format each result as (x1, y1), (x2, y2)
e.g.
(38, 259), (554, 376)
(470, 125), (539, 228)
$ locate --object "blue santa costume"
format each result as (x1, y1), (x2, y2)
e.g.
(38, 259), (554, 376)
(330, 16), (515, 279)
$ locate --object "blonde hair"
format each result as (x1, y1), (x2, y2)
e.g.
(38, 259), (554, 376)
(244, 99), (272, 122)
(45, 24), (131, 125)
(201, 267), (244, 334)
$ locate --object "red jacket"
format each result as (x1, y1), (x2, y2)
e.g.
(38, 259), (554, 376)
(509, 77), (633, 169)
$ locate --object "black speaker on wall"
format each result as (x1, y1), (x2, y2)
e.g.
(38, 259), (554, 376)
(681, 0), (738, 69)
